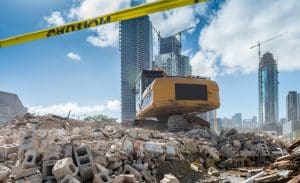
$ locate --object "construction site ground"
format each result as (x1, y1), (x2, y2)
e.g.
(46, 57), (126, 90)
(0, 114), (299, 183)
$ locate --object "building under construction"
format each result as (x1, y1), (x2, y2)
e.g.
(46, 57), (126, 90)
(258, 52), (279, 124)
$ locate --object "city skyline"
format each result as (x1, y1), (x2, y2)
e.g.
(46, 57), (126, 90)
(0, 0), (300, 121)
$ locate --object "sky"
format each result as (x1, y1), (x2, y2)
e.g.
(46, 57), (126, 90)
(0, 0), (300, 121)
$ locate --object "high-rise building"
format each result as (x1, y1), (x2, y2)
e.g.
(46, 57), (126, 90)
(280, 118), (287, 124)
(251, 116), (259, 128)
(0, 91), (27, 124)
(215, 117), (222, 134)
(286, 91), (299, 121)
(222, 117), (234, 129)
(156, 36), (191, 77)
(298, 93), (300, 120)
(258, 52), (279, 124)
(199, 110), (216, 127)
(252, 116), (257, 123)
(232, 113), (242, 127)
(153, 53), (178, 76)
(120, 0), (153, 122)
(283, 91), (300, 138)
(160, 36), (181, 56)
(242, 119), (253, 129)
(283, 121), (292, 139)
(178, 55), (192, 76)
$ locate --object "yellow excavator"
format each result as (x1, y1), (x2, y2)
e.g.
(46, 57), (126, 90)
(134, 70), (220, 131)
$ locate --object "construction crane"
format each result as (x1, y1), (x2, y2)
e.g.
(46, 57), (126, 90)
(152, 25), (161, 53)
(153, 26), (194, 55)
(173, 27), (194, 50)
(250, 32), (288, 61)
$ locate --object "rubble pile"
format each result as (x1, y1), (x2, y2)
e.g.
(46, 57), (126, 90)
(217, 129), (287, 168)
(0, 114), (299, 183)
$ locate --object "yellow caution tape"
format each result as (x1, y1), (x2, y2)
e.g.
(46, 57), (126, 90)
(0, 0), (206, 48)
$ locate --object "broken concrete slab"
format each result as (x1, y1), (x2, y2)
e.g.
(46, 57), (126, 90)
(123, 165), (143, 182)
(52, 157), (78, 180)
(0, 144), (19, 160)
(42, 160), (57, 182)
(160, 174), (180, 183)
(59, 174), (81, 183)
(22, 149), (39, 169)
(0, 165), (11, 182)
(112, 174), (139, 183)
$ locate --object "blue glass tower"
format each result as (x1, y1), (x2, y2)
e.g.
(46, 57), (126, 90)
(258, 52), (279, 124)
(120, 0), (153, 122)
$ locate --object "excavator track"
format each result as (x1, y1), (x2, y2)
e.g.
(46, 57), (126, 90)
(167, 115), (188, 132)
(134, 114), (211, 132)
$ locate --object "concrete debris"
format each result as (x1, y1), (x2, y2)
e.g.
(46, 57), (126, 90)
(0, 165), (11, 182)
(241, 171), (266, 183)
(52, 157), (78, 180)
(0, 114), (299, 183)
(160, 174), (180, 183)
(287, 174), (300, 183)
(207, 167), (220, 176)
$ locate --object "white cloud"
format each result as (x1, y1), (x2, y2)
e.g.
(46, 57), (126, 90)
(67, 52), (81, 61)
(44, 11), (65, 26)
(86, 23), (119, 47)
(190, 51), (218, 78)
(68, 0), (130, 48)
(149, 6), (200, 38)
(28, 100), (121, 119)
(106, 99), (121, 111)
(194, 0), (300, 76)
(69, 0), (130, 20)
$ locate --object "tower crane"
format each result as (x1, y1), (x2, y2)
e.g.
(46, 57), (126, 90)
(173, 27), (194, 50)
(250, 32), (288, 61)
(153, 26), (195, 55)
(152, 26), (161, 53)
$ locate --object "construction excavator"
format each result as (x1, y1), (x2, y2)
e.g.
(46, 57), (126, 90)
(0, 0), (220, 131)
(134, 70), (220, 132)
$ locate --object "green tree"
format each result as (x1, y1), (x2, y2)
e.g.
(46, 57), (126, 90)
(85, 114), (117, 122)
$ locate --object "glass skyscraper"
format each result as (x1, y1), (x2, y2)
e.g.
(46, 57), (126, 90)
(160, 36), (181, 57)
(178, 55), (192, 76)
(154, 53), (178, 76)
(258, 52), (279, 124)
(286, 91), (300, 121)
(120, 0), (153, 122)
(155, 36), (192, 77)
(298, 93), (300, 120)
